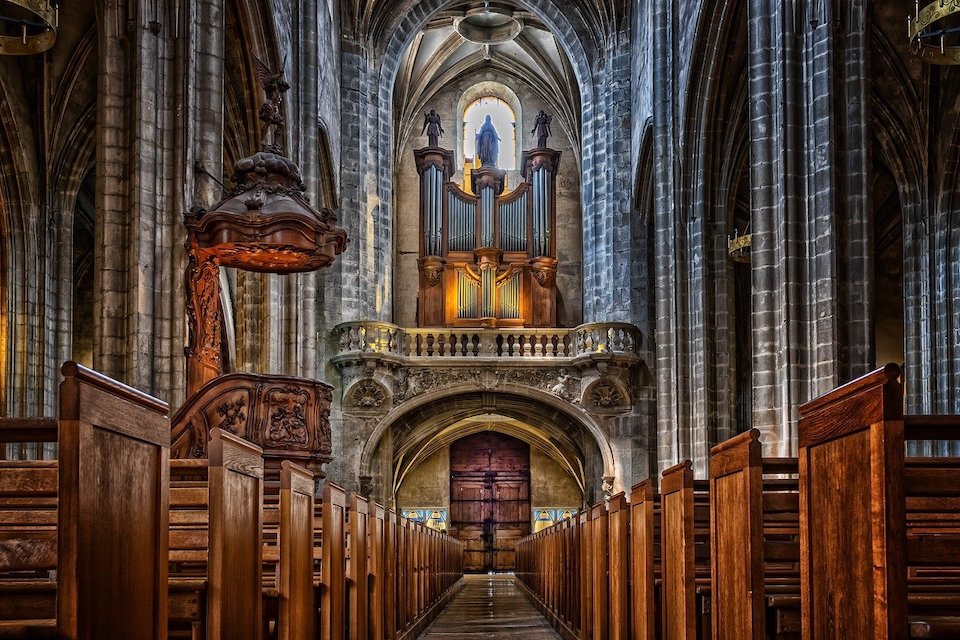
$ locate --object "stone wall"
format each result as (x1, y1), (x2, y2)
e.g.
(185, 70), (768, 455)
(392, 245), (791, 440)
(529, 448), (581, 508)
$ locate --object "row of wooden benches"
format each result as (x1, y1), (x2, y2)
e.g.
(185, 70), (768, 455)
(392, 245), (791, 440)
(516, 364), (960, 639)
(0, 362), (465, 639)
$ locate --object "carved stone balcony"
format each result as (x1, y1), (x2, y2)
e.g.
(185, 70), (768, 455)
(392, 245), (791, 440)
(333, 322), (643, 365)
(332, 322), (646, 414)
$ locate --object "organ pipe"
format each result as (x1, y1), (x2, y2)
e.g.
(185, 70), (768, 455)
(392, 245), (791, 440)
(448, 191), (477, 252)
(481, 266), (494, 317)
(481, 187), (494, 247)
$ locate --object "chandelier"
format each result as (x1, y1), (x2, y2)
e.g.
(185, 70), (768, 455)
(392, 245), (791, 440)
(0, 0), (57, 55)
(728, 227), (752, 264)
(909, 0), (960, 65)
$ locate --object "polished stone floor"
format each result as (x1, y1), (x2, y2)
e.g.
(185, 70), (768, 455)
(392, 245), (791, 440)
(418, 574), (561, 639)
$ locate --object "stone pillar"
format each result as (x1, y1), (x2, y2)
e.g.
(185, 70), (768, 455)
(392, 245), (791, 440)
(652, 0), (688, 469)
(94, 0), (181, 402)
(746, 0), (807, 456)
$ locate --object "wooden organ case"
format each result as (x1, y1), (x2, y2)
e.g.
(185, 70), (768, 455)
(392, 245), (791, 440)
(414, 145), (562, 328)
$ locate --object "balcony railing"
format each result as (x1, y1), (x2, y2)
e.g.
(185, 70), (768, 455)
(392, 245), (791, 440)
(333, 322), (643, 361)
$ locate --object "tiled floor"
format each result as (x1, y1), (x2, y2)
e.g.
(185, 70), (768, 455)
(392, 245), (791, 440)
(417, 574), (561, 639)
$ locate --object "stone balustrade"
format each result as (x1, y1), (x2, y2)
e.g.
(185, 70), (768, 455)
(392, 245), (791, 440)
(333, 322), (643, 362)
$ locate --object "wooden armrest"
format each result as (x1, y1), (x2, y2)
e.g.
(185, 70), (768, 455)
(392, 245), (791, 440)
(168, 577), (207, 592)
(0, 619), (56, 639)
(766, 595), (801, 608)
(0, 419), (58, 444)
(910, 616), (960, 638)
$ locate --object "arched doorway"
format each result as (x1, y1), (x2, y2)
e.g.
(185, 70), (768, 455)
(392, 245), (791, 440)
(449, 431), (530, 571)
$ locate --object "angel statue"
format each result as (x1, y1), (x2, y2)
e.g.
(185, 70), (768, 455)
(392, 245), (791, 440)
(422, 109), (444, 147)
(253, 54), (290, 154)
(532, 110), (553, 148)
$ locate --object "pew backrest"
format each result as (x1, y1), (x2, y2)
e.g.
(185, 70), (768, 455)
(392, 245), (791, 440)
(57, 361), (171, 640)
(321, 482), (347, 640)
(629, 480), (656, 640)
(347, 493), (369, 640)
(278, 460), (314, 640)
(709, 429), (764, 640)
(660, 460), (696, 640)
(207, 427), (264, 640)
(797, 363), (906, 640)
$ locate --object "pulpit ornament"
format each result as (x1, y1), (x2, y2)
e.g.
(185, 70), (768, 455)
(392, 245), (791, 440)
(254, 54), (290, 153)
(266, 387), (310, 447)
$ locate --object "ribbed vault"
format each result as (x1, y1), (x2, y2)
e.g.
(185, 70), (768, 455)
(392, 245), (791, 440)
(391, 1), (582, 160)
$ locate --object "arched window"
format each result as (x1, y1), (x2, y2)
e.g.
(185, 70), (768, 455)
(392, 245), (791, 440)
(462, 96), (517, 170)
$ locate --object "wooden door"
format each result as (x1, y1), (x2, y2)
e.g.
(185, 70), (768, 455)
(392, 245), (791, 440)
(449, 432), (530, 571)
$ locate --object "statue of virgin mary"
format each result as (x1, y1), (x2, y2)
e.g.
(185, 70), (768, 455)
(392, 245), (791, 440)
(475, 115), (501, 167)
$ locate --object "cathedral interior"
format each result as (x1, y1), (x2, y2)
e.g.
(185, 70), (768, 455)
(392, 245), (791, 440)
(0, 0), (959, 637)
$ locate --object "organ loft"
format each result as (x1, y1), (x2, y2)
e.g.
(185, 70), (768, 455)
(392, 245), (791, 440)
(0, 0), (958, 638)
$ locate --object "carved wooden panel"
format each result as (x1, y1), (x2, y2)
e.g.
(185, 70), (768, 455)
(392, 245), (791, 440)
(170, 373), (332, 474)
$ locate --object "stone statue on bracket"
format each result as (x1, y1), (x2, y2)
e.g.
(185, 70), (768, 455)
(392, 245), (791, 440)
(476, 115), (501, 167)
(532, 110), (552, 148)
(421, 109), (444, 147)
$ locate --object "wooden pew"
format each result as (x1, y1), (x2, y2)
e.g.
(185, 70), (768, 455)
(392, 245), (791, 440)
(660, 461), (697, 640)
(630, 479), (659, 640)
(660, 460), (714, 640)
(0, 362), (170, 639)
(168, 428), (264, 640)
(347, 494), (369, 640)
(320, 483), (347, 640)
(798, 364), (960, 639)
(607, 493), (630, 640)
(277, 461), (315, 640)
(709, 429), (801, 640)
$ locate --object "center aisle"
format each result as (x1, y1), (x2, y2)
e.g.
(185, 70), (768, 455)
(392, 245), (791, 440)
(417, 574), (562, 639)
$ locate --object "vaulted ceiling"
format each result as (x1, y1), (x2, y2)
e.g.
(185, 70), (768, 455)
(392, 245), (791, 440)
(391, 1), (583, 157)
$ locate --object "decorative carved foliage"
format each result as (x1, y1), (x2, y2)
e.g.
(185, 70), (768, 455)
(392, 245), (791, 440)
(185, 250), (223, 393)
(347, 379), (388, 409)
(215, 396), (247, 433)
(390, 366), (582, 404)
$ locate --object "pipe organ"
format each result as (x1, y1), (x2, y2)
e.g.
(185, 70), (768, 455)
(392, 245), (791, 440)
(414, 145), (562, 328)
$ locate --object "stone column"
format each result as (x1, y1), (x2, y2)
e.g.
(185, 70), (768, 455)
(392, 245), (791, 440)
(746, 0), (807, 456)
(94, 0), (180, 401)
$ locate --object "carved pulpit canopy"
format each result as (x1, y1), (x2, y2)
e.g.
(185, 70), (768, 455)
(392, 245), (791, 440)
(177, 53), (347, 477)
(185, 150), (347, 273)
